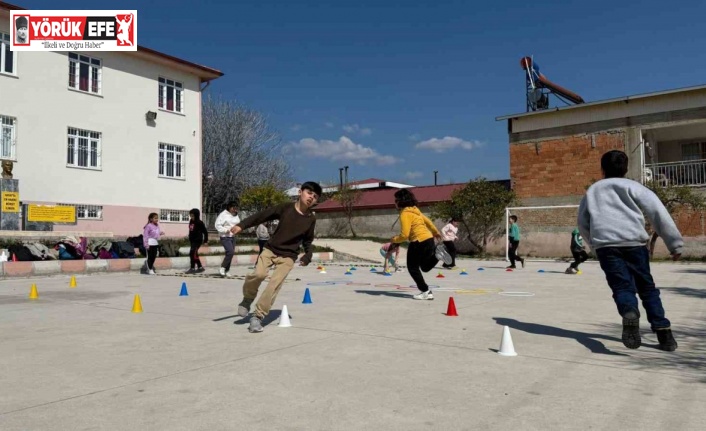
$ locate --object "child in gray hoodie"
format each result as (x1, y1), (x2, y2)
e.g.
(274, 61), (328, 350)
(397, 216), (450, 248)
(578, 150), (681, 352)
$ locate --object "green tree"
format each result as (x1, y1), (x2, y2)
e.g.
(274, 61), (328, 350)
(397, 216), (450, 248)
(431, 177), (517, 254)
(331, 182), (362, 237)
(644, 180), (706, 257)
(239, 184), (289, 215)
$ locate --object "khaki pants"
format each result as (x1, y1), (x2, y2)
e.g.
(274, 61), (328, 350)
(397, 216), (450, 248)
(241, 248), (295, 319)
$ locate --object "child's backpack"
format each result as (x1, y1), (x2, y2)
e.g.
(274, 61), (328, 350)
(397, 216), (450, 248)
(111, 241), (136, 258)
(8, 244), (35, 261)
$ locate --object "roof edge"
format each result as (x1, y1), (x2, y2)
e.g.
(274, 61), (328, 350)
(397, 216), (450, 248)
(495, 83), (706, 121)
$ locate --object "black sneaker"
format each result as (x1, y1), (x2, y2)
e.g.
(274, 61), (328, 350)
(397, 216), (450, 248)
(185, 268), (196, 274)
(621, 309), (641, 349)
(506, 265), (516, 269)
(195, 267), (205, 273)
(655, 328), (677, 352)
(520, 258), (525, 268)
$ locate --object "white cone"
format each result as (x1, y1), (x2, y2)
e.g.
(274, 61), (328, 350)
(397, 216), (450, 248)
(278, 305), (292, 327)
(498, 325), (518, 356)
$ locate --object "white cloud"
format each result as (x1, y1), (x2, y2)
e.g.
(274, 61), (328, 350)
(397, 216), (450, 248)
(324, 122), (334, 128)
(405, 171), (423, 179)
(415, 136), (482, 153)
(342, 123), (372, 136)
(290, 124), (302, 131)
(285, 136), (399, 166)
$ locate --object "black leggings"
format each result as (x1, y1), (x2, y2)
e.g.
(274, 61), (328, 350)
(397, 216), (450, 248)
(147, 246), (158, 270)
(443, 240), (456, 267)
(189, 242), (203, 268)
(570, 250), (589, 269)
(407, 238), (439, 292)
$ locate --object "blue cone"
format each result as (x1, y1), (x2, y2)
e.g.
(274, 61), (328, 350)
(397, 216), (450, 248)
(370, 268), (377, 272)
(179, 282), (188, 296)
(350, 267), (357, 270)
(478, 268), (485, 271)
(345, 271), (353, 275)
(538, 269), (545, 273)
(302, 287), (312, 304)
(383, 272), (392, 277)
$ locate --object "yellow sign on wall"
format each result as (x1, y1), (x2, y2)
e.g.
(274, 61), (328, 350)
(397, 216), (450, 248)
(1, 192), (19, 212)
(27, 205), (76, 223)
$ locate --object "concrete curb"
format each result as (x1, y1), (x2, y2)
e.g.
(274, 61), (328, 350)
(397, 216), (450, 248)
(0, 252), (334, 279)
(177, 245), (260, 256)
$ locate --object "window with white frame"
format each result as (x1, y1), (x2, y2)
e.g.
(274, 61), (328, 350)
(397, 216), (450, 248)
(158, 143), (185, 179)
(158, 77), (183, 113)
(58, 203), (103, 220)
(0, 32), (16, 75)
(68, 53), (102, 94)
(67, 127), (102, 169)
(159, 209), (189, 223)
(1, 115), (16, 160)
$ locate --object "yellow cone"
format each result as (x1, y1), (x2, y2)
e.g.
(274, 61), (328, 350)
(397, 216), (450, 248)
(577, 270), (583, 275)
(29, 283), (38, 300)
(69, 276), (77, 288)
(131, 294), (143, 313)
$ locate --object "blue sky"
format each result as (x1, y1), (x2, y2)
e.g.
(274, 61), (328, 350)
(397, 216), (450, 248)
(19, 0), (706, 186)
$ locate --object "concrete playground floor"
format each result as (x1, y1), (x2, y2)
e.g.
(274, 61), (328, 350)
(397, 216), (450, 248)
(0, 260), (705, 430)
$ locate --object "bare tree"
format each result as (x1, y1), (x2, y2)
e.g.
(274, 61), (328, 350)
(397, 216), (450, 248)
(331, 181), (362, 237)
(202, 95), (293, 215)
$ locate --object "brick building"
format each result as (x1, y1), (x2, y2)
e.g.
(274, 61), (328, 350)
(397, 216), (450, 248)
(497, 84), (706, 257)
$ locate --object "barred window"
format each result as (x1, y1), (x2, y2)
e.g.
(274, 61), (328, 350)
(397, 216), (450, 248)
(1, 114), (16, 160)
(159, 209), (189, 223)
(158, 77), (183, 113)
(158, 143), (185, 179)
(67, 127), (101, 169)
(58, 203), (103, 220)
(68, 53), (102, 94)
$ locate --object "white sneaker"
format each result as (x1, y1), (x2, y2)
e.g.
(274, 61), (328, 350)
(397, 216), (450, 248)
(219, 267), (226, 277)
(435, 244), (453, 266)
(225, 272), (233, 278)
(148, 270), (156, 275)
(413, 291), (434, 300)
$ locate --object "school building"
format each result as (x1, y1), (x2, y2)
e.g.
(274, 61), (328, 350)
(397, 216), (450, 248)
(0, 1), (223, 237)
(497, 83), (706, 257)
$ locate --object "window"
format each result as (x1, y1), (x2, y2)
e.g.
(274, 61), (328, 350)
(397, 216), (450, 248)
(67, 127), (101, 169)
(158, 77), (183, 113)
(68, 53), (102, 94)
(58, 203), (103, 220)
(681, 142), (706, 161)
(0, 32), (16, 75)
(158, 143), (185, 179)
(1, 115), (16, 160)
(159, 209), (189, 223)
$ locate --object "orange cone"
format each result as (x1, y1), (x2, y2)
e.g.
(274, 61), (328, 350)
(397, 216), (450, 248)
(446, 297), (458, 316)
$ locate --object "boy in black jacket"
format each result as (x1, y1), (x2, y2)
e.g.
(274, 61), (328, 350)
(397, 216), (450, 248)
(230, 181), (322, 333)
(186, 208), (209, 274)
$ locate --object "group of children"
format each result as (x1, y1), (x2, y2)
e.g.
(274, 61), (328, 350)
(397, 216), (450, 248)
(138, 150), (681, 353)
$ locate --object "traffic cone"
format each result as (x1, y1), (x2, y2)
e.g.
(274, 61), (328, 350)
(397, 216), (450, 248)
(506, 268), (513, 272)
(436, 272), (445, 278)
(537, 270), (545, 273)
(459, 270), (468, 275)
(302, 288), (312, 304)
(131, 294), (143, 313)
(383, 271), (392, 277)
(577, 270), (583, 275)
(370, 268), (377, 272)
(69, 276), (77, 288)
(278, 305), (292, 327)
(478, 268), (485, 271)
(446, 297), (458, 316)
(317, 266), (323, 270)
(345, 271), (353, 275)
(498, 326), (518, 356)
(29, 283), (38, 300)
(350, 266), (357, 271)
(179, 282), (188, 296)
(319, 267), (327, 274)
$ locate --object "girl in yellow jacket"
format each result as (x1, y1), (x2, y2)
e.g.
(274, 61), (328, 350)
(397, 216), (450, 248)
(390, 189), (452, 300)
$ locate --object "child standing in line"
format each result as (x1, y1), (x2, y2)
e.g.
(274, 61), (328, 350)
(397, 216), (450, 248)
(441, 218), (459, 268)
(390, 189), (452, 300)
(231, 182), (322, 333)
(565, 228), (588, 274)
(215, 202), (240, 278)
(507, 215), (525, 269)
(186, 208), (209, 274)
(578, 150), (680, 351)
(256, 222), (270, 255)
(142, 212), (165, 275)
(380, 242), (400, 273)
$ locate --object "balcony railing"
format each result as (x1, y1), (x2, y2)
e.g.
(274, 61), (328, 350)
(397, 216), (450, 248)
(644, 159), (706, 187)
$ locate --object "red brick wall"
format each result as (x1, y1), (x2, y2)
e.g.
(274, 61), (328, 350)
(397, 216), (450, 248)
(510, 132), (625, 199)
(674, 209), (706, 237)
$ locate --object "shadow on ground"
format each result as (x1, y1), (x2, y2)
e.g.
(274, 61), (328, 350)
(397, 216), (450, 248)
(493, 317), (627, 356)
(355, 290), (411, 299)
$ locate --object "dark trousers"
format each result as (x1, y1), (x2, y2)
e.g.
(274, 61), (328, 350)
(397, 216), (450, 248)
(509, 240), (521, 266)
(189, 241), (203, 269)
(596, 246), (670, 330)
(407, 238), (439, 293)
(258, 239), (268, 255)
(442, 240), (456, 267)
(570, 249), (589, 269)
(220, 237), (235, 271)
(146, 246), (158, 270)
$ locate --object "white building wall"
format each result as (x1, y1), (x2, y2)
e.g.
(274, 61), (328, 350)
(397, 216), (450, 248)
(1, 13), (211, 236)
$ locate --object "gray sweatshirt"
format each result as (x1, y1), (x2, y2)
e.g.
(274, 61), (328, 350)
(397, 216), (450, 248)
(578, 178), (683, 255)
